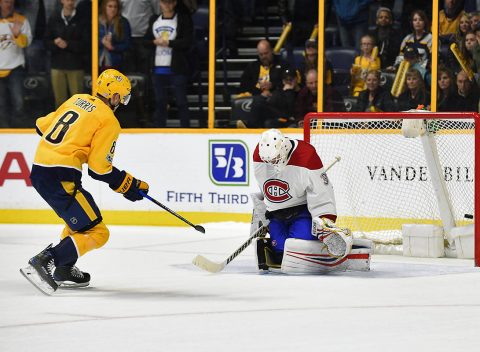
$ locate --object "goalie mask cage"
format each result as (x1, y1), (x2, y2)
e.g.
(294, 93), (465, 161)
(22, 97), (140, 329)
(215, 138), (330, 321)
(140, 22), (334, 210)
(303, 112), (479, 266)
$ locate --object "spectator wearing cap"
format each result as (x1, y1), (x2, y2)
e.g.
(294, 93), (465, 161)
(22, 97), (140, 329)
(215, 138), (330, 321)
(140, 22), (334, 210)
(394, 9), (432, 73)
(351, 34), (381, 97)
(368, 7), (401, 71)
(403, 45), (428, 82)
(247, 68), (301, 128)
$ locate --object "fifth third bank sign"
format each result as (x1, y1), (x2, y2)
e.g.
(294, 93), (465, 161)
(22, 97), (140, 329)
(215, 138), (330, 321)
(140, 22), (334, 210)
(209, 140), (249, 186)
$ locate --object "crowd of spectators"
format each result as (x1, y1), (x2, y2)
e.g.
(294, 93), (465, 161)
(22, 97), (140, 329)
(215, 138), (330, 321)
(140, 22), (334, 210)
(2, 0), (480, 129)
(232, 0), (480, 128)
(1, 0), (203, 128)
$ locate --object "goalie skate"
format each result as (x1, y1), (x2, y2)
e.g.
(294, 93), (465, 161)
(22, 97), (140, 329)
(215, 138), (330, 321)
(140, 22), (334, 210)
(54, 266), (90, 288)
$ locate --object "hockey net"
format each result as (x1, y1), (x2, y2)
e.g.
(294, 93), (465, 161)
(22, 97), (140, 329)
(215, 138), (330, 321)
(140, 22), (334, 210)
(304, 112), (479, 265)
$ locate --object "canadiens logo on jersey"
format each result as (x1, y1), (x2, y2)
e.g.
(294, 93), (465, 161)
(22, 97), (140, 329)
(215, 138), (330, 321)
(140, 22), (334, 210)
(263, 179), (292, 203)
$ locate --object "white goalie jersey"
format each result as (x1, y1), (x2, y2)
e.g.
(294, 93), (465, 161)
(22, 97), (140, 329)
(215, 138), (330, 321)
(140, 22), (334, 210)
(253, 139), (337, 220)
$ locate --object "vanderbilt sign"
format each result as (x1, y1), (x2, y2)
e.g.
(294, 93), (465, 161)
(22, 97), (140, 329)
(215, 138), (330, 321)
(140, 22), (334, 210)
(367, 165), (474, 182)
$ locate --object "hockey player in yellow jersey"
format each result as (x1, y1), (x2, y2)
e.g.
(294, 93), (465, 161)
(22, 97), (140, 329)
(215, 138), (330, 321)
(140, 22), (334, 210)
(20, 69), (149, 295)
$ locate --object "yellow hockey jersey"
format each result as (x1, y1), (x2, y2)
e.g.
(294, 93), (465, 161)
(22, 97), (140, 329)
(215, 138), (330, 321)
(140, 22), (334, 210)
(34, 94), (120, 176)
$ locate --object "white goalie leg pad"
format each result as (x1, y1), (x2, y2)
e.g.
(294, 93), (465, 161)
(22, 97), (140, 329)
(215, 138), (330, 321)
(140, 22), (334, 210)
(346, 238), (373, 272)
(280, 238), (373, 274)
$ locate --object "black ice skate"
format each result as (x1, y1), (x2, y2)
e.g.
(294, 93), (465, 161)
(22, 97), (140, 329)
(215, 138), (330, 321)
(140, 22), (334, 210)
(20, 245), (58, 295)
(54, 266), (91, 288)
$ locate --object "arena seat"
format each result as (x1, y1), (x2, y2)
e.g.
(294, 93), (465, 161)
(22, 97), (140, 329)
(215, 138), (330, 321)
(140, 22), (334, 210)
(324, 26), (340, 48)
(23, 73), (52, 119)
(231, 97), (253, 123)
(343, 97), (358, 112)
(325, 48), (357, 71)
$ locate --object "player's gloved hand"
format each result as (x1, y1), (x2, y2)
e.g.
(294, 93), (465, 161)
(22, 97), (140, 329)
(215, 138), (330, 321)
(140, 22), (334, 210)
(123, 177), (149, 201)
(112, 171), (149, 202)
(312, 217), (352, 258)
(250, 192), (269, 234)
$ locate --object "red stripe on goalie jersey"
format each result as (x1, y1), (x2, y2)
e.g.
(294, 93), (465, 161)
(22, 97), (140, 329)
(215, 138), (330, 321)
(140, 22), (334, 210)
(253, 140), (323, 170)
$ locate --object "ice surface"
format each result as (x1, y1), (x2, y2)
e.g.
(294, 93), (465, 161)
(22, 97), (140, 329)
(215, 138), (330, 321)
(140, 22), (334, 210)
(1, 223), (480, 352)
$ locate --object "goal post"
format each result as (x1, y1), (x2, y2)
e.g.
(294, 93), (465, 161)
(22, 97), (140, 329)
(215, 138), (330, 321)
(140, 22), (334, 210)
(303, 111), (479, 266)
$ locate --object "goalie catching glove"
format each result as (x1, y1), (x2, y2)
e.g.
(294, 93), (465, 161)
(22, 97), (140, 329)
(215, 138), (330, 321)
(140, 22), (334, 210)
(111, 171), (149, 201)
(312, 217), (352, 258)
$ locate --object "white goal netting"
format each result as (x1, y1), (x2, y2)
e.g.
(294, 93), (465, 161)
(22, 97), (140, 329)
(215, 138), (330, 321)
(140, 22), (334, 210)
(304, 112), (475, 255)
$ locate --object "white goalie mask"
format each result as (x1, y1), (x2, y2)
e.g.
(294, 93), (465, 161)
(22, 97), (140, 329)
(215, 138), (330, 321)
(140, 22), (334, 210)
(258, 129), (292, 171)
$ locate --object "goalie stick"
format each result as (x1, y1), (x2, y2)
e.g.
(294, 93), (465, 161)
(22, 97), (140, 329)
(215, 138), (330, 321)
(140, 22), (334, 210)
(192, 156), (342, 273)
(192, 225), (268, 273)
(139, 191), (206, 233)
(324, 155), (341, 172)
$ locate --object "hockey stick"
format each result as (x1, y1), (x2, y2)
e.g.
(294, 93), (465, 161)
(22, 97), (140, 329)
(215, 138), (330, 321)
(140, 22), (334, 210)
(192, 156), (342, 273)
(139, 191), (206, 234)
(325, 156), (341, 172)
(192, 225), (268, 273)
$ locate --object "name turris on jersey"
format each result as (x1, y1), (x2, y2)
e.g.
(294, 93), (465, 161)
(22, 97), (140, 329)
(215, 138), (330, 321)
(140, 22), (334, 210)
(73, 97), (97, 113)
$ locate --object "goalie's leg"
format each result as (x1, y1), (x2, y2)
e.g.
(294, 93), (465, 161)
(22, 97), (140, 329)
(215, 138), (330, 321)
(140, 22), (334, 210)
(281, 238), (373, 274)
(254, 237), (283, 272)
(254, 208), (316, 272)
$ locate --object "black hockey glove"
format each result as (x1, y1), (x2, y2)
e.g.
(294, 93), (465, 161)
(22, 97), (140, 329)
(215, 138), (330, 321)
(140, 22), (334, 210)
(111, 171), (149, 202)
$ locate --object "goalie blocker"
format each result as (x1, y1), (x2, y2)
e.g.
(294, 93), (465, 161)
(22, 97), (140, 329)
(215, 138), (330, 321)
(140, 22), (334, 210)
(254, 237), (373, 274)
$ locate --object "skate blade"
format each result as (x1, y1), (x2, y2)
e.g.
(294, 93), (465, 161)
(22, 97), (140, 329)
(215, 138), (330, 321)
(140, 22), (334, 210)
(57, 281), (90, 289)
(20, 265), (56, 296)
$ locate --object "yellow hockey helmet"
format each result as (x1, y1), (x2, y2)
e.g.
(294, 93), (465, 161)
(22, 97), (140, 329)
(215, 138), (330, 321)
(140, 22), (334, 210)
(95, 69), (131, 105)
